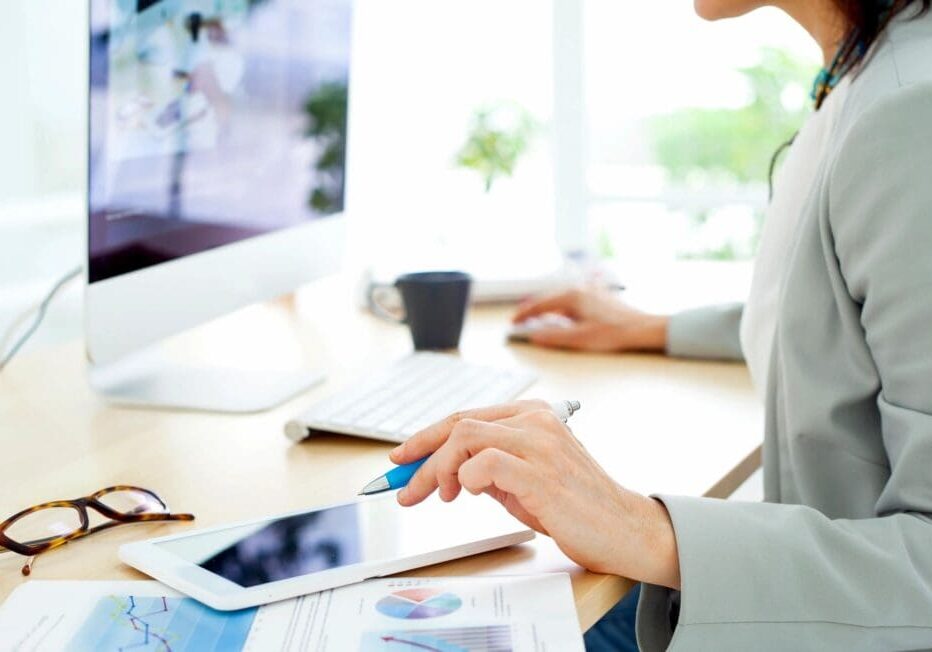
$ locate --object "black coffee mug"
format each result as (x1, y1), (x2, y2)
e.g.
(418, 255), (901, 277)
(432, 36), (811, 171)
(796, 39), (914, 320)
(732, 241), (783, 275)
(368, 271), (472, 350)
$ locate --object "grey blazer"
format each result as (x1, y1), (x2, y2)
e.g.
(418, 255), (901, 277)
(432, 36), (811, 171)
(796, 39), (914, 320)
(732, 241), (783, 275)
(636, 13), (932, 652)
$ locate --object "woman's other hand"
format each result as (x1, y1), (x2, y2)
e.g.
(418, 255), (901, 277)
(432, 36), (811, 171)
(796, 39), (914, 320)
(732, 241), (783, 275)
(389, 401), (681, 589)
(512, 288), (669, 353)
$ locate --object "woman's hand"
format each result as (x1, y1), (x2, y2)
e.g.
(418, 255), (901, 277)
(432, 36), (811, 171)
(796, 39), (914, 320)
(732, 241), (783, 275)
(389, 401), (681, 589)
(512, 288), (669, 353)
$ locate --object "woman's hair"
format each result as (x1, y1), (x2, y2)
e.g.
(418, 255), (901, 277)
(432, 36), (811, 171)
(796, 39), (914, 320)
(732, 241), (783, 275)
(833, 1), (930, 66)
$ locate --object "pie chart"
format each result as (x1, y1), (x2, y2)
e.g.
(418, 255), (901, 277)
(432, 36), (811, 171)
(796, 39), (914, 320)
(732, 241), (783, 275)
(376, 588), (463, 620)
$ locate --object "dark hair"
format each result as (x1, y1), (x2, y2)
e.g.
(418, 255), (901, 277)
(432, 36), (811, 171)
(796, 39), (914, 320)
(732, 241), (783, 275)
(833, 0), (931, 67)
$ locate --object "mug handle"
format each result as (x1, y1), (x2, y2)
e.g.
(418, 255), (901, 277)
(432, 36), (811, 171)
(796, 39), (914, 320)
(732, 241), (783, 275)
(367, 282), (406, 323)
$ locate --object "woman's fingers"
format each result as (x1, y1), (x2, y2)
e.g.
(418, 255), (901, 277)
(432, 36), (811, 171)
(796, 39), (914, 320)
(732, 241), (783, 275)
(512, 290), (578, 323)
(398, 419), (528, 506)
(458, 448), (539, 501)
(390, 400), (547, 464)
(434, 420), (529, 502)
(484, 487), (548, 535)
(528, 324), (594, 350)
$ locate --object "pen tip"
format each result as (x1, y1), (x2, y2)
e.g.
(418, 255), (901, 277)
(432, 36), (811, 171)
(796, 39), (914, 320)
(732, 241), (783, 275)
(360, 476), (391, 495)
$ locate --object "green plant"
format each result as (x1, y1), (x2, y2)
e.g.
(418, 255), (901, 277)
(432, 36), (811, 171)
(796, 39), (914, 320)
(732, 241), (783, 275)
(596, 227), (616, 259)
(649, 48), (817, 185)
(304, 80), (349, 214)
(644, 48), (817, 261)
(456, 104), (537, 193)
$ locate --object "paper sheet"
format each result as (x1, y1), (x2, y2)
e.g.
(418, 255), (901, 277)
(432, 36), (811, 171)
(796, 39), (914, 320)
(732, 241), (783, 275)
(0, 574), (583, 651)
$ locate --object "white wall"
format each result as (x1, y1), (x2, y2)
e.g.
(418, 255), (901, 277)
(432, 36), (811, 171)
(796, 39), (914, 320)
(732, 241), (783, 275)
(1, 2), (89, 356)
(0, 0), (87, 214)
(345, 0), (557, 276)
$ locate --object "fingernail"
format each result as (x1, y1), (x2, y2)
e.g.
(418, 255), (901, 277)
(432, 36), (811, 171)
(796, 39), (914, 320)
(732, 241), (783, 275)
(390, 444), (403, 459)
(397, 488), (408, 504)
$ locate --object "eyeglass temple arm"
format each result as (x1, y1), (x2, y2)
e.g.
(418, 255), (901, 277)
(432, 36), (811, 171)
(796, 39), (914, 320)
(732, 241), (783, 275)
(0, 534), (61, 551)
(82, 512), (193, 534)
(0, 512), (195, 551)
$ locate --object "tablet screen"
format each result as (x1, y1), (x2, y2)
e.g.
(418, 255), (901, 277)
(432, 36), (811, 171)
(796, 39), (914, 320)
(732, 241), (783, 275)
(197, 503), (361, 587)
(155, 494), (524, 588)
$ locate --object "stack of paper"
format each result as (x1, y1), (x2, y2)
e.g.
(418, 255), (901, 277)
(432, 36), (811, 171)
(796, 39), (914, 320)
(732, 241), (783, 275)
(0, 574), (583, 651)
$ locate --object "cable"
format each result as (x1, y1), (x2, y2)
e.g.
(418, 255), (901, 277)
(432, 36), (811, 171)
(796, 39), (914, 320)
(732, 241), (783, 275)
(0, 266), (82, 373)
(0, 307), (36, 357)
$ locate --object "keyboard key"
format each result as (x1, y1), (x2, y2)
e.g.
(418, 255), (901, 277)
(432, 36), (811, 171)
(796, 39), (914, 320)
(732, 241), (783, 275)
(285, 353), (537, 443)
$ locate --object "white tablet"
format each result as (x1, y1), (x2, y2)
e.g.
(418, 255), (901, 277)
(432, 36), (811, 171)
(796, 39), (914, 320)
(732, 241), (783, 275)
(120, 492), (534, 611)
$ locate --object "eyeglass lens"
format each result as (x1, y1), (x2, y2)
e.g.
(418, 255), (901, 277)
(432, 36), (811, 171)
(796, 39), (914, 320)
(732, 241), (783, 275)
(96, 488), (168, 516)
(4, 505), (83, 546)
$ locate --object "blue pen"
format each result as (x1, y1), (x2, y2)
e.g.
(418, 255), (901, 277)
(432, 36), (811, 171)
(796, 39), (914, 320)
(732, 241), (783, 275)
(358, 400), (580, 496)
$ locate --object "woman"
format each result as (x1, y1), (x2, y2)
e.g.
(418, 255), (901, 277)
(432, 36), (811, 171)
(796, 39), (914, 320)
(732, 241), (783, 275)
(392, 1), (932, 650)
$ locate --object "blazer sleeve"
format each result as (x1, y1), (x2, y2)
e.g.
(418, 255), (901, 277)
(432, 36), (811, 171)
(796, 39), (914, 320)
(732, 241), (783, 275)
(636, 84), (932, 651)
(665, 303), (744, 361)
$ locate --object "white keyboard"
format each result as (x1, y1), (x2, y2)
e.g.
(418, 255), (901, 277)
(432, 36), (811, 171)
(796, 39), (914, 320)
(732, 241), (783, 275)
(285, 353), (538, 444)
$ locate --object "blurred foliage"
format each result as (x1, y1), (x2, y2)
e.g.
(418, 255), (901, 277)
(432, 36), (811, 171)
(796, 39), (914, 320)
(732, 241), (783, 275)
(649, 48), (817, 185)
(680, 240), (744, 261)
(640, 48), (817, 261)
(596, 228), (616, 259)
(456, 103), (537, 193)
(304, 80), (349, 214)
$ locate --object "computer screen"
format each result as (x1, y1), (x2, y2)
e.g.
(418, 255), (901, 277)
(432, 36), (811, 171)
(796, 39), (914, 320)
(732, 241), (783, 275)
(88, 0), (351, 283)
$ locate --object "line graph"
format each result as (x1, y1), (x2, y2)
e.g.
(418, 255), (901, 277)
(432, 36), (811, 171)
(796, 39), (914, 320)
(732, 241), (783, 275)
(68, 595), (257, 652)
(122, 596), (172, 650)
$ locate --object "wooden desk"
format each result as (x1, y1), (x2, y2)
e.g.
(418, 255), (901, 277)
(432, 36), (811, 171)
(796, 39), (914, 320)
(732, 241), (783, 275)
(0, 278), (762, 630)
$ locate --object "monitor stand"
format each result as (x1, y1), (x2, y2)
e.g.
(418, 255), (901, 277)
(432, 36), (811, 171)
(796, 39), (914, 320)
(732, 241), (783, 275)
(89, 352), (325, 414)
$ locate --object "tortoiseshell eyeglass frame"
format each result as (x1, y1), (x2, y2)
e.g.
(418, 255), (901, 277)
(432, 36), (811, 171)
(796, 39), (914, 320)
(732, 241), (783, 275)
(0, 485), (194, 576)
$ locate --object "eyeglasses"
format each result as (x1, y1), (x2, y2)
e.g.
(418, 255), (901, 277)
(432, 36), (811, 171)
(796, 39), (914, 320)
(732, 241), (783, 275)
(0, 486), (194, 576)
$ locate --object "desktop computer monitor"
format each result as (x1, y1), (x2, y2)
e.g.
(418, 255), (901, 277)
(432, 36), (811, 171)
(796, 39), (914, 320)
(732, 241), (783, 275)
(86, 0), (352, 411)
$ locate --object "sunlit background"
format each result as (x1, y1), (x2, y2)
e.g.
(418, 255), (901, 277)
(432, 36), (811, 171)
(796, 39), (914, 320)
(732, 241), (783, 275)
(0, 0), (820, 352)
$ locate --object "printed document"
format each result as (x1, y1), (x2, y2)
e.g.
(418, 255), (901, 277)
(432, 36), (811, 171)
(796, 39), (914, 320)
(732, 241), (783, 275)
(0, 574), (583, 651)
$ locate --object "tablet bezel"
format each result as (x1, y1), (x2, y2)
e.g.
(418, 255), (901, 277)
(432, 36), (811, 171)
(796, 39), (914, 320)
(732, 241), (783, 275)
(119, 494), (535, 610)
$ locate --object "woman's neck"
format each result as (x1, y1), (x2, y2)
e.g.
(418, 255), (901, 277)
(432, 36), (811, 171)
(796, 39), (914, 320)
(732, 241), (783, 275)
(776, 1), (849, 64)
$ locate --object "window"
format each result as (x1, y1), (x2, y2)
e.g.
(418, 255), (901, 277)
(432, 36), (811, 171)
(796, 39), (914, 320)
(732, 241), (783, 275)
(583, 4), (820, 271)
(0, 1), (86, 353)
(346, 0), (557, 278)
(1, 1), (822, 291)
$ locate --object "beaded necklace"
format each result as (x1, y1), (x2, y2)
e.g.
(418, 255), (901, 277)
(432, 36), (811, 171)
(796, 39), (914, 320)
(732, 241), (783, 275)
(811, 1), (900, 109)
